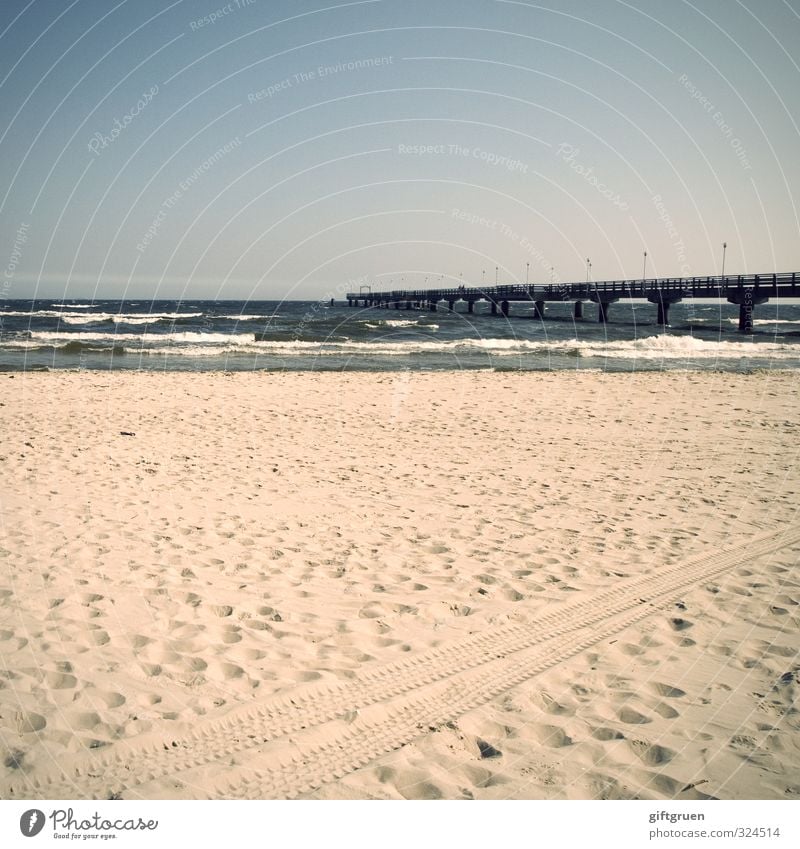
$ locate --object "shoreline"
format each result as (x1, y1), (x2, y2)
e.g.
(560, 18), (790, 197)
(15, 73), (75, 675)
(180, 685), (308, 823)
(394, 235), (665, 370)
(1, 370), (798, 799)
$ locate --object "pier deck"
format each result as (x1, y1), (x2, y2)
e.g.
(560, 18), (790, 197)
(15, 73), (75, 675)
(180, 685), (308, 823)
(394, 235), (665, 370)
(346, 272), (800, 332)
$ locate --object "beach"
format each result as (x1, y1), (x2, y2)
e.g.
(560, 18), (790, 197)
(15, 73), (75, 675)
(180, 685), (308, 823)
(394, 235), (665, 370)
(1, 369), (798, 800)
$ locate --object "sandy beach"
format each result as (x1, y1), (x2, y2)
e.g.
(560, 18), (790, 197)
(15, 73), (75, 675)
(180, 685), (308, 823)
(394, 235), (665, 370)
(1, 369), (798, 800)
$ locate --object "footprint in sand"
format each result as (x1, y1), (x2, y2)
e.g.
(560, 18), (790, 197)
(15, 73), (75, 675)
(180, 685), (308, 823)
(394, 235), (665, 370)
(88, 629), (110, 646)
(207, 660), (246, 681)
(91, 690), (126, 709)
(591, 727), (625, 741)
(218, 625), (242, 644)
(648, 682), (686, 699)
(628, 739), (675, 765)
(78, 592), (104, 605)
(1, 710), (47, 734)
(517, 723), (572, 748)
(617, 707), (652, 724)
(44, 671), (78, 690)
(533, 691), (575, 716)
(652, 702), (680, 719)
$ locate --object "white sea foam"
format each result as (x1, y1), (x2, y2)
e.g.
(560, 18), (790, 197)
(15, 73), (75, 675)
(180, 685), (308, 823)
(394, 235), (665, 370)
(26, 330), (252, 344)
(109, 312), (203, 322)
(577, 334), (798, 360)
(113, 316), (163, 325)
(6, 330), (798, 362)
(0, 309), (203, 321)
(1, 310), (69, 318)
(725, 317), (800, 326)
(220, 314), (266, 321)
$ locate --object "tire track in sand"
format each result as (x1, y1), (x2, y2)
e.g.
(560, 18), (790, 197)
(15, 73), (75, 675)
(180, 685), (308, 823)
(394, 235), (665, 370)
(7, 524), (798, 799)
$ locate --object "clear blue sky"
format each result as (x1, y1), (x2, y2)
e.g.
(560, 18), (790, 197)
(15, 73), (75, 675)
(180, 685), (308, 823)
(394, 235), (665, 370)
(1, 0), (799, 300)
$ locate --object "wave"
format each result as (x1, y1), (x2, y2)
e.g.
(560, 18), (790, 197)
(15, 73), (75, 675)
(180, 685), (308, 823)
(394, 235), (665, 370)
(60, 341), (126, 355)
(577, 335), (799, 360)
(218, 314), (266, 321)
(61, 314), (114, 324)
(64, 313), (189, 325)
(1, 310), (77, 318)
(0, 310), (204, 320)
(4, 331), (799, 362)
(725, 317), (800, 326)
(113, 316), (163, 325)
(6, 336), (562, 356)
(15, 340), (127, 355)
(25, 330), (254, 344)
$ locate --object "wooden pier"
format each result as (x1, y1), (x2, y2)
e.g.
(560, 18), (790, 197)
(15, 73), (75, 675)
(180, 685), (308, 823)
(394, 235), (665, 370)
(346, 272), (800, 333)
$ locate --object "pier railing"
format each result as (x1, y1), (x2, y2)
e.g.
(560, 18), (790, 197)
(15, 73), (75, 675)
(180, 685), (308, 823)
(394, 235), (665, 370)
(346, 272), (799, 303)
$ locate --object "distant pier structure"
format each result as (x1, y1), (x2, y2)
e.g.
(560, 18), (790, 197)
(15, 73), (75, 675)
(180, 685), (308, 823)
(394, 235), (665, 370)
(346, 272), (800, 333)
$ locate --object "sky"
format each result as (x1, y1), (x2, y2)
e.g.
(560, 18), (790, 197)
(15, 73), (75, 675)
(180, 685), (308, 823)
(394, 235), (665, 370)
(0, 0), (799, 301)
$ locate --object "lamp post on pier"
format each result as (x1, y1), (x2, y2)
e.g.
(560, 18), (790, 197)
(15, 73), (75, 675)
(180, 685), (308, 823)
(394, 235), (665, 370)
(586, 258), (592, 284)
(721, 241), (727, 278)
(526, 261), (530, 286)
(642, 250), (647, 281)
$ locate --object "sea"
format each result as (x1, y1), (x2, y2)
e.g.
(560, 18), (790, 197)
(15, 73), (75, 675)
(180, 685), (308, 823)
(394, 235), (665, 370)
(2, 297), (800, 373)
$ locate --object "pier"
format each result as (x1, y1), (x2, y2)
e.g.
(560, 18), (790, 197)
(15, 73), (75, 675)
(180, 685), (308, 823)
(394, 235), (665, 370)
(346, 272), (800, 333)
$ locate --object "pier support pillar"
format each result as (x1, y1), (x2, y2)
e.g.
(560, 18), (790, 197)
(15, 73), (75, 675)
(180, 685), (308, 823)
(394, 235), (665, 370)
(447, 301), (455, 311)
(490, 301), (498, 315)
(501, 300), (510, 317)
(467, 300), (474, 313)
(727, 289), (768, 334)
(647, 293), (683, 327)
(428, 301), (437, 312)
(574, 300), (583, 319)
(589, 296), (618, 323)
(534, 300), (546, 320)
(394, 301), (401, 309)
(406, 301), (413, 310)
(739, 303), (752, 334)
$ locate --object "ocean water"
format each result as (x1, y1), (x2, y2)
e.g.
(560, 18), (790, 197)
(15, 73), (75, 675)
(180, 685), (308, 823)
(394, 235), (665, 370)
(2, 297), (800, 373)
